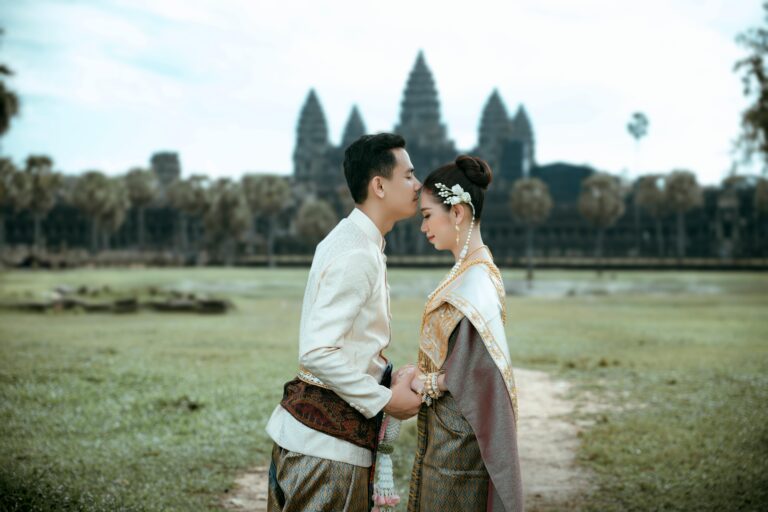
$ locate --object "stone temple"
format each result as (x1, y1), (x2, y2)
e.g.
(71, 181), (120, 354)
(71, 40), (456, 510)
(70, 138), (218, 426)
(294, 52), (535, 193)
(292, 51), (594, 256)
(2, 53), (760, 262)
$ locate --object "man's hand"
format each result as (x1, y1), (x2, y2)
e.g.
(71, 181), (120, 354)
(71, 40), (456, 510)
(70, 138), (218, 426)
(391, 364), (416, 386)
(383, 366), (423, 420)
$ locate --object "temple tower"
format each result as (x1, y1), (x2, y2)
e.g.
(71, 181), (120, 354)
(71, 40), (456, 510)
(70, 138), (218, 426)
(510, 104), (535, 176)
(293, 89), (332, 185)
(477, 89), (512, 173)
(340, 105), (367, 149)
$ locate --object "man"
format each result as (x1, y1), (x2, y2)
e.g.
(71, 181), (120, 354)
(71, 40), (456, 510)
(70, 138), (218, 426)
(266, 133), (423, 511)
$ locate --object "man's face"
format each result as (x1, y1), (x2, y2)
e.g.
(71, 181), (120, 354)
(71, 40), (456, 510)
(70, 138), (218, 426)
(380, 148), (422, 220)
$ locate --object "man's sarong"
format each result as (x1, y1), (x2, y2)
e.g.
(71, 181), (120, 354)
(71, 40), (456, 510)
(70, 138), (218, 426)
(268, 443), (370, 512)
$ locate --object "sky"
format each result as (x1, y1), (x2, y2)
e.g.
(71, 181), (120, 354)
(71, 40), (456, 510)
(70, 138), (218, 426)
(1, 0), (764, 185)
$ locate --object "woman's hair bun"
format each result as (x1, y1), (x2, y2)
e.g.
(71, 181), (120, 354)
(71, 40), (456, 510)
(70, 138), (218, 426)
(455, 155), (492, 189)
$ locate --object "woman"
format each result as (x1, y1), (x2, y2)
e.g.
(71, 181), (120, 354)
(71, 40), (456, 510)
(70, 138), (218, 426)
(407, 155), (523, 512)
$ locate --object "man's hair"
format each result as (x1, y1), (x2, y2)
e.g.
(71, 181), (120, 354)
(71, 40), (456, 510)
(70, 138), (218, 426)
(343, 133), (406, 204)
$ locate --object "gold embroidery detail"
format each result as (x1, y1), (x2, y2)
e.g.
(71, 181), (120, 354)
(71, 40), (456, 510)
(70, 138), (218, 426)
(418, 258), (518, 422)
(418, 302), (464, 372)
(297, 365), (331, 389)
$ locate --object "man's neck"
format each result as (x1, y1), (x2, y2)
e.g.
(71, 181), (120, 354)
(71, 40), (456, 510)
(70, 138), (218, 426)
(355, 205), (395, 238)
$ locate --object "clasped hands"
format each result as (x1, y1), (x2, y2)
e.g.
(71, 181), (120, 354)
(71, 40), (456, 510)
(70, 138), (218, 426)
(382, 364), (426, 420)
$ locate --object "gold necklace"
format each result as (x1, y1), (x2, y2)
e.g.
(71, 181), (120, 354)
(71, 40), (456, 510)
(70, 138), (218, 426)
(462, 244), (489, 262)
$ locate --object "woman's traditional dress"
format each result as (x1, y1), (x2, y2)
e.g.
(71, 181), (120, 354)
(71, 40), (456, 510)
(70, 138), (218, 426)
(408, 259), (523, 512)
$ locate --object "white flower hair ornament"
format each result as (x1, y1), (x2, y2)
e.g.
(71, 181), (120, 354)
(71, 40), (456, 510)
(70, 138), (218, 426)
(435, 183), (475, 215)
(433, 182), (476, 267)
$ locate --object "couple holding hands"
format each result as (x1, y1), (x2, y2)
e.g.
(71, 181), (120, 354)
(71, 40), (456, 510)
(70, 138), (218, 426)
(266, 133), (523, 512)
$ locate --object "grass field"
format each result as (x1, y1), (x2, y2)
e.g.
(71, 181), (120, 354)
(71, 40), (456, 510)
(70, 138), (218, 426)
(1, 267), (767, 511)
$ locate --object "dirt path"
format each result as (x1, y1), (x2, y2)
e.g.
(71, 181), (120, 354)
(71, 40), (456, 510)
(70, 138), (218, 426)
(515, 367), (591, 510)
(222, 367), (589, 511)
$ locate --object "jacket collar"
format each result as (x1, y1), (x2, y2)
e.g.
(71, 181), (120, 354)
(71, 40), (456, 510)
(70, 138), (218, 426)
(349, 208), (386, 252)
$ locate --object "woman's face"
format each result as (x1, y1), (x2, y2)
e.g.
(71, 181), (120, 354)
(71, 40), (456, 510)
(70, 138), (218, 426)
(420, 189), (456, 251)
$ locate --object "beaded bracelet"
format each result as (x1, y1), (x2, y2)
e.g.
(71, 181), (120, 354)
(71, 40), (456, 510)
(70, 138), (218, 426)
(430, 373), (440, 399)
(420, 372), (444, 406)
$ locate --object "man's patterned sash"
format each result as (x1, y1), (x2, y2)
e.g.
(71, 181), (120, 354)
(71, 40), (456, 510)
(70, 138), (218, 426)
(279, 364), (392, 451)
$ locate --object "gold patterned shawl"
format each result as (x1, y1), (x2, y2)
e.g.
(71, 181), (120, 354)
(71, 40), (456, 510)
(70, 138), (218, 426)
(418, 260), (518, 419)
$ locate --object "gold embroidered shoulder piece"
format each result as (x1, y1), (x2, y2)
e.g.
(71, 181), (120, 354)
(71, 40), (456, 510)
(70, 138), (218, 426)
(418, 260), (518, 420)
(418, 301), (465, 374)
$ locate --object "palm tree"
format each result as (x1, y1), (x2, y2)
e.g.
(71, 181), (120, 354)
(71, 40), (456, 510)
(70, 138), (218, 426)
(509, 177), (553, 286)
(578, 173), (626, 274)
(0, 37), (20, 140)
(627, 112), (649, 175)
(125, 167), (158, 251)
(7, 159), (32, 214)
(756, 177), (768, 214)
(634, 174), (667, 257)
(665, 170), (703, 259)
(71, 171), (112, 254)
(734, 3), (768, 167)
(0, 157), (17, 248)
(241, 174), (263, 255)
(71, 175), (129, 252)
(204, 178), (251, 264)
(753, 177), (768, 257)
(102, 178), (131, 250)
(166, 175), (209, 259)
(627, 112), (649, 144)
(295, 199), (337, 248)
(242, 174), (290, 267)
(23, 155), (62, 252)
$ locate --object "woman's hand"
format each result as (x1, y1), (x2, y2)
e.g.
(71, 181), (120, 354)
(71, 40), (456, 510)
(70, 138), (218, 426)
(410, 371), (426, 394)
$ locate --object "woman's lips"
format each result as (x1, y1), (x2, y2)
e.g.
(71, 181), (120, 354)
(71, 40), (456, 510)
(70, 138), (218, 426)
(427, 235), (435, 242)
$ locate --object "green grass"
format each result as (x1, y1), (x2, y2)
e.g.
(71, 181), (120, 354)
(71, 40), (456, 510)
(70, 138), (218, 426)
(1, 268), (767, 511)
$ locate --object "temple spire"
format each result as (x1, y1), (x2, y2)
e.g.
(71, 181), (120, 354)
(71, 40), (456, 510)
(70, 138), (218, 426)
(341, 105), (366, 148)
(296, 89), (328, 147)
(510, 104), (535, 167)
(478, 89), (511, 152)
(510, 104), (533, 140)
(293, 89), (331, 181)
(475, 89), (514, 174)
(395, 51), (449, 148)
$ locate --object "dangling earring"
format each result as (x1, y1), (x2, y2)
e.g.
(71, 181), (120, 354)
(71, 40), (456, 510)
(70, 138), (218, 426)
(459, 217), (474, 259)
(455, 224), (460, 248)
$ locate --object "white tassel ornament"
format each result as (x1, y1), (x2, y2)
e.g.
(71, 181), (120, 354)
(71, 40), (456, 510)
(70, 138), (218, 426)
(372, 414), (402, 511)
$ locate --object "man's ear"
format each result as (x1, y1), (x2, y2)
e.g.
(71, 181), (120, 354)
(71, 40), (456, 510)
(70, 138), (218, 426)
(370, 176), (386, 200)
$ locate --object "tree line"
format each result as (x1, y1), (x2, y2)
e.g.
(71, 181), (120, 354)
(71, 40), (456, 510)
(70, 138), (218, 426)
(512, 171), (768, 281)
(2, 155), (767, 271)
(0, 159), (339, 266)
(2, 6), (768, 271)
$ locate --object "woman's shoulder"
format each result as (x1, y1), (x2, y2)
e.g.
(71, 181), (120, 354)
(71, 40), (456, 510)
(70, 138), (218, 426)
(451, 261), (504, 302)
(460, 260), (502, 287)
(445, 262), (506, 326)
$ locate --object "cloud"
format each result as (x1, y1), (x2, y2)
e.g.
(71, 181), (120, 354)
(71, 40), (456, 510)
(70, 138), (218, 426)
(1, 0), (763, 183)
